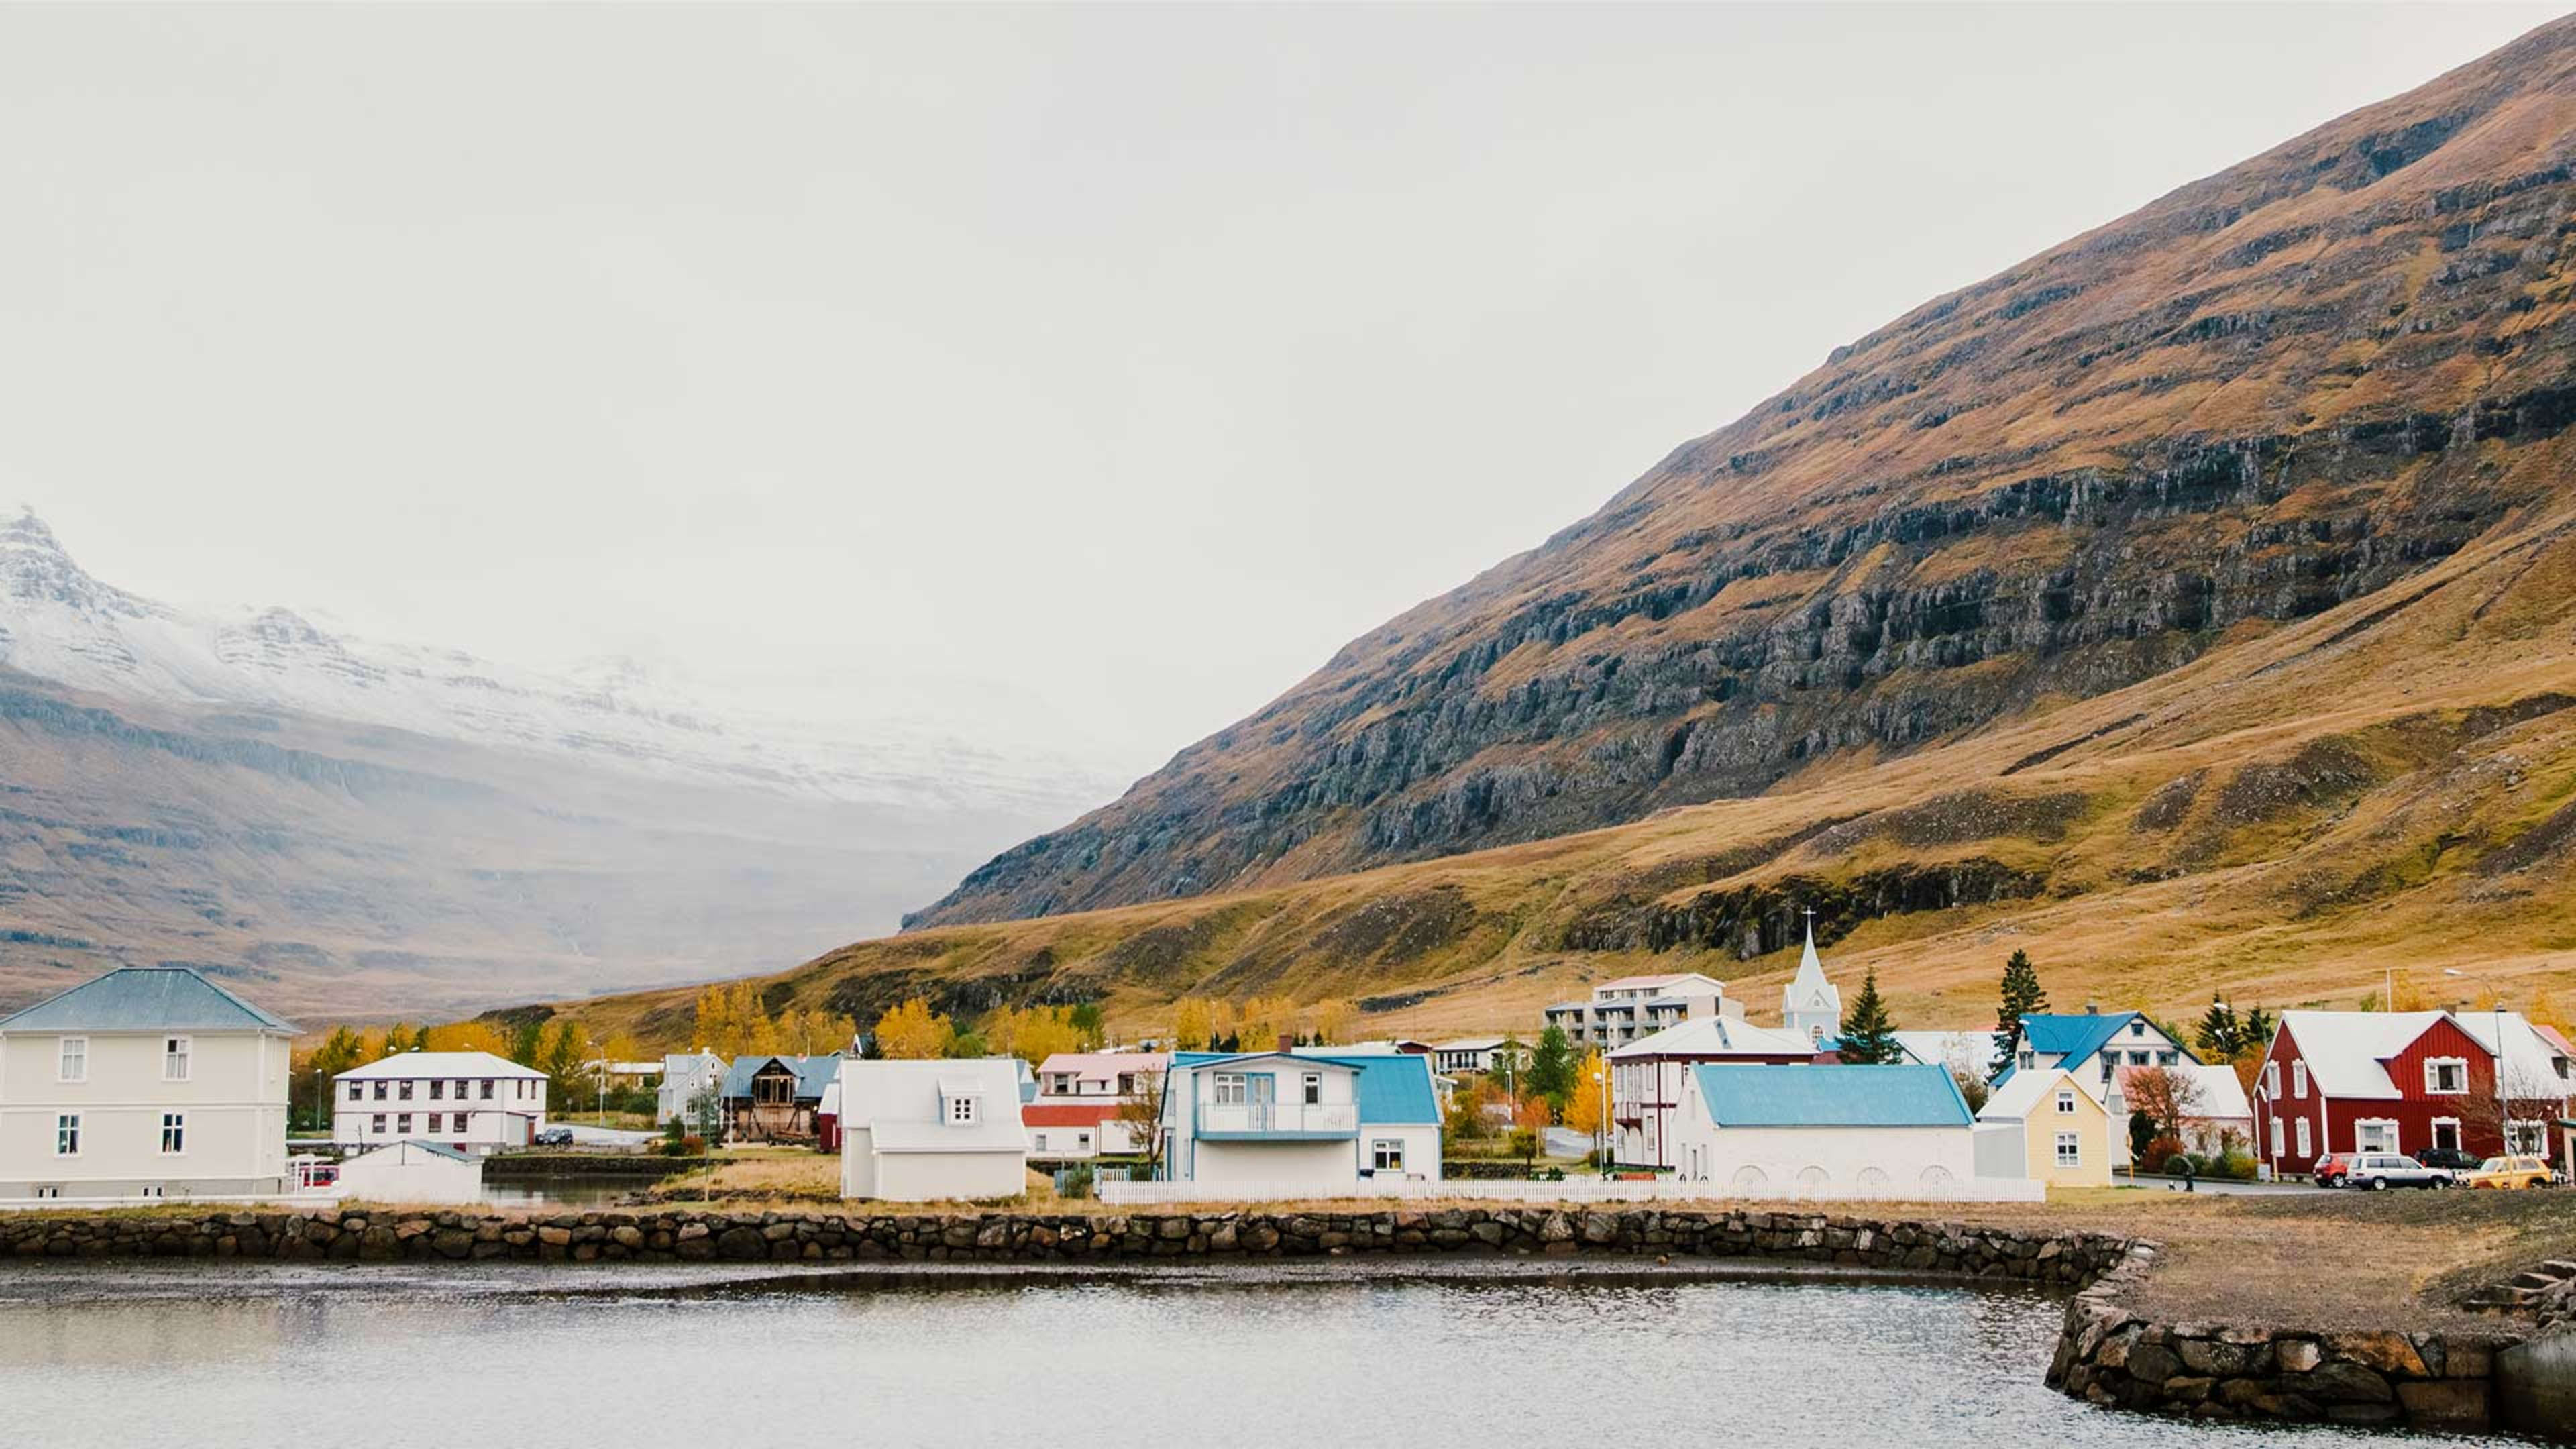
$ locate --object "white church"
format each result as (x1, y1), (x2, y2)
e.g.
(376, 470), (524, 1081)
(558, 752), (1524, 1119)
(1780, 914), (1843, 1047)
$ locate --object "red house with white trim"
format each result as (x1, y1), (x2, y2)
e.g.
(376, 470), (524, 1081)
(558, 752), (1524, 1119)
(2252, 1009), (2574, 1179)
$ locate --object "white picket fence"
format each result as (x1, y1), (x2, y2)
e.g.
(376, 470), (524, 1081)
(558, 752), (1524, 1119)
(1097, 1175), (2045, 1207)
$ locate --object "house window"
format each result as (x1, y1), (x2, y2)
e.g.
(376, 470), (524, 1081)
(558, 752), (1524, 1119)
(2265, 1061), (2280, 1095)
(55, 1114), (80, 1155)
(372, 1114), (386, 1133)
(346, 1081), (364, 1102)
(398, 1081), (414, 1100)
(481, 1080), (495, 1099)
(429, 1079), (445, 1100)
(2432, 1119), (2462, 1152)
(1213, 1073), (1248, 1106)
(947, 1094), (979, 1125)
(1371, 1140), (1406, 1173)
(2509, 1121), (2547, 1154)
(2017, 1049), (2035, 1070)
(2155, 1051), (2178, 1067)
(1077, 1132), (1091, 1150)
(452, 1081), (466, 1099)
(2425, 1059), (2467, 1094)
(33, 1186), (59, 1201)
(2054, 1132), (2081, 1167)
(57, 1038), (86, 1083)
(2355, 1120), (2395, 1154)
(1301, 1073), (1322, 1107)
(2055, 1089), (2076, 1115)
(160, 1114), (185, 1154)
(2129, 1020), (2147, 1038)
(2295, 1117), (2312, 1159)
(1032, 1133), (1049, 1152)
(2269, 1118), (2284, 1157)
(163, 1037), (191, 1081)
(2292, 1062), (2307, 1098)
(396, 1114), (412, 1134)
(373, 1081), (388, 1101)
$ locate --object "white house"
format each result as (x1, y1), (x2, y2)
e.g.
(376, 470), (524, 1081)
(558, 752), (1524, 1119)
(335, 1138), (485, 1204)
(837, 1057), (1029, 1201)
(1428, 1038), (1521, 1077)
(2174, 1061), (2254, 1157)
(333, 1051), (547, 1155)
(1034, 1051), (1169, 1099)
(1158, 1050), (1442, 1193)
(1665, 1063), (1978, 1194)
(1544, 973), (1738, 1049)
(0, 966), (297, 1201)
(1607, 1015), (1823, 1170)
(656, 1049), (726, 1126)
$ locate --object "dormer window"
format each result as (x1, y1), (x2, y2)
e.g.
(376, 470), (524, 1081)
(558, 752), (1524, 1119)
(2055, 1089), (2076, 1115)
(2129, 1021), (2146, 1037)
(947, 1093), (980, 1125)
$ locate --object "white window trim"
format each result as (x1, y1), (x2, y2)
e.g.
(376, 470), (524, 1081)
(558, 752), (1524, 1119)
(54, 1113), (80, 1157)
(2424, 1057), (2469, 1095)
(2430, 1116), (2463, 1150)
(2291, 1061), (2308, 1099)
(2294, 1116), (2312, 1159)
(2265, 1061), (2280, 1095)
(947, 1093), (981, 1125)
(1370, 1138), (1406, 1173)
(57, 1036), (87, 1084)
(2053, 1132), (2082, 1167)
(2055, 1089), (2077, 1115)
(160, 1112), (186, 1156)
(163, 1035), (192, 1083)
(2353, 1118), (2399, 1154)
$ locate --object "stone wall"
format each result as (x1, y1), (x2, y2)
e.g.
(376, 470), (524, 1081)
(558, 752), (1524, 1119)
(0, 1205), (2131, 1280)
(2049, 1242), (2526, 1436)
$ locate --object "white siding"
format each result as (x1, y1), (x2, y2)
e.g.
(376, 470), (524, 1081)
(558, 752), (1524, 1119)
(0, 1031), (290, 1197)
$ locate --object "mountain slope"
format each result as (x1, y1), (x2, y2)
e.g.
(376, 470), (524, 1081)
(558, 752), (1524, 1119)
(914, 15), (2576, 930)
(0, 513), (1122, 1018)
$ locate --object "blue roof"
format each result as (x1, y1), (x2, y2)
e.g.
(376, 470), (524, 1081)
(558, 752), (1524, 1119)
(1689, 1063), (1972, 1128)
(1172, 1050), (1441, 1126)
(720, 1053), (842, 1101)
(1999, 1014), (2199, 1087)
(0, 966), (297, 1034)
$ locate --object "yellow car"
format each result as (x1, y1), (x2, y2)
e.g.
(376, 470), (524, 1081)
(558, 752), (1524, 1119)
(2460, 1155), (2555, 1190)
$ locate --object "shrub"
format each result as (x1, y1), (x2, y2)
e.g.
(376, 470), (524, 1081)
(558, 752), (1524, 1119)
(662, 1134), (704, 1158)
(2139, 1132), (2186, 1174)
(1061, 1165), (1095, 1201)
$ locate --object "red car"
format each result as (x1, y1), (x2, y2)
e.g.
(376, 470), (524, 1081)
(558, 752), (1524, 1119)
(2312, 1152), (2355, 1187)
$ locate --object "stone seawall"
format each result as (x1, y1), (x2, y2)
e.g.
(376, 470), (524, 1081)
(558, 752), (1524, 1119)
(2049, 1242), (2534, 1438)
(0, 1205), (2129, 1279)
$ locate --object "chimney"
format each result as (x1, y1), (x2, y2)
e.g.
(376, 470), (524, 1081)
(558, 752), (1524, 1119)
(1277, 1032), (1295, 1055)
(2084, 1000), (2100, 1016)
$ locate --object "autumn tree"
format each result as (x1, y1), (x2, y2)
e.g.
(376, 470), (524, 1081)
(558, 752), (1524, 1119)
(423, 1021), (509, 1055)
(874, 998), (953, 1059)
(1564, 1049), (1607, 1142)
(1234, 996), (1297, 1051)
(1169, 998), (1214, 1051)
(1992, 950), (2048, 1076)
(2529, 989), (2571, 1036)
(982, 1004), (1087, 1065)
(2120, 1065), (2206, 1143)
(1309, 998), (1358, 1046)
(1111, 1070), (1168, 1170)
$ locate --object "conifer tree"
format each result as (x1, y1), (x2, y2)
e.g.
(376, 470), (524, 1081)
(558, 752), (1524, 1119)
(2193, 995), (2241, 1058)
(1838, 967), (1899, 1065)
(1992, 949), (2049, 1075)
(1525, 1024), (1576, 1108)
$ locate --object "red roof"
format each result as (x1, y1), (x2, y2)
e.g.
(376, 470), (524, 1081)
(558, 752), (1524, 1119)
(1023, 1102), (1122, 1128)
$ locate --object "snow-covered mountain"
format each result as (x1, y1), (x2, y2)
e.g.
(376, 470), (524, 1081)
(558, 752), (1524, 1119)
(0, 508), (1118, 819)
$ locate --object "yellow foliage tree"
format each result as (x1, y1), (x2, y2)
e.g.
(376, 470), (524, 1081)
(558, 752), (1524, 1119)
(1563, 1050), (1607, 1137)
(984, 1004), (1087, 1065)
(2529, 987), (2571, 1036)
(598, 1030), (646, 1065)
(423, 1021), (510, 1055)
(1170, 998), (1214, 1051)
(1309, 998), (1357, 1046)
(1235, 995), (1297, 1051)
(874, 998), (953, 1059)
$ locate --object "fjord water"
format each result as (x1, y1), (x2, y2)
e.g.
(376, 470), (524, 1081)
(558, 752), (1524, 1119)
(0, 1265), (2514, 1446)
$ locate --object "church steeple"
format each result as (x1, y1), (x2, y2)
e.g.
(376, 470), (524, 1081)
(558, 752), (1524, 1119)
(1781, 910), (1842, 1046)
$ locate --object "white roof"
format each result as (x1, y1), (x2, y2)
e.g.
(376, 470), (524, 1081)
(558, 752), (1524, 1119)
(1609, 1015), (1815, 1061)
(837, 1058), (1027, 1155)
(1978, 1065), (2084, 1122)
(1782, 927), (1841, 1015)
(2178, 1062), (2251, 1122)
(1893, 1030), (2000, 1070)
(2276, 1011), (2451, 1100)
(2454, 1011), (2573, 1090)
(1035, 1051), (1170, 1081)
(1434, 1038), (1507, 1051)
(335, 1051), (543, 1080)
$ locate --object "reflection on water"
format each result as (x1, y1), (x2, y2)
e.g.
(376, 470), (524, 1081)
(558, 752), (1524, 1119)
(472, 1174), (640, 1210)
(0, 1267), (2518, 1448)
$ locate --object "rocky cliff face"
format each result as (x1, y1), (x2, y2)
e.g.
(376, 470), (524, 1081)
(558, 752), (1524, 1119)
(915, 18), (2576, 929)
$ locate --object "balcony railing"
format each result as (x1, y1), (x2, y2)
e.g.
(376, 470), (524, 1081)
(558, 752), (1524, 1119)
(1197, 1102), (1358, 1136)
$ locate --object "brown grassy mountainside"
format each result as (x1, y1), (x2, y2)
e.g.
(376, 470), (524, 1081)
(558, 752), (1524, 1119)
(543, 18), (2576, 1045)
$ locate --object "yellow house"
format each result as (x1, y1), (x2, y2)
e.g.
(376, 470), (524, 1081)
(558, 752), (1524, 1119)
(1975, 1065), (2112, 1189)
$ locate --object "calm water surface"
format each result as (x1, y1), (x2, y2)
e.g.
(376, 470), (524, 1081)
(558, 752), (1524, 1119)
(0, 1262), (2527, 1448)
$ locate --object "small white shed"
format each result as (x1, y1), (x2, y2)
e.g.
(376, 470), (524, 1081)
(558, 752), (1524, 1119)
(337, 1139), (486, 1205)
(838, 1059), (1028, 1202)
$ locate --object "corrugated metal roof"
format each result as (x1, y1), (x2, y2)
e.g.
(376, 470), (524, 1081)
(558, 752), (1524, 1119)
(1172, 1050), (1441, 1126)
(1690, 1063), (1973, 1128)
(720, 1053), (843, 1101)
(338, 1051), (543, 1079)
(0, 966), (297, 1035)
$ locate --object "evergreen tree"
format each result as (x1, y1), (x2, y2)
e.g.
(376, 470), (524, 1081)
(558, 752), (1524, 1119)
(1838, 968), (1900, 1065)
(2193, 996), (2241, 1058)
(2238, 1005), (2276, 1055)
(1525, 1024), (1576, 1108)
(1991, 950), (2049, 1075)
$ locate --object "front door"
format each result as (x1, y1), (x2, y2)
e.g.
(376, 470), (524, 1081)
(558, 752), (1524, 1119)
(1248, 1073), (1275, 1132)
(2433, 1120), (2461, 1152)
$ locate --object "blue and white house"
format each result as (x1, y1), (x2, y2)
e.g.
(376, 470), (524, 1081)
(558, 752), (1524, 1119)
(1157, 1049), (1442, 1193)
(1666, 1063), (1979, 1195)
(1996, 1008), (2199, 1171)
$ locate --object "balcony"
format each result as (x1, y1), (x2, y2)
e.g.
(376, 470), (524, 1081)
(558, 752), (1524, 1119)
(1196, 1102), (1359, 1139)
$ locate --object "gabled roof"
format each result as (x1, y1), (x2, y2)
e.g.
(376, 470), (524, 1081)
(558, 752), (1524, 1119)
(2275, 1011), (2451, 1100)
(1609, 1014), (1816, 1061)
(1978, 1065), (2092, 1122)
(1171, 1050), (1441, 1125)
(0, 966), (297, 1035)
(1035, 1051), (1169, 1083)
(1596, 972), (1724, 993)
(2014, 1012), (2147, 1069)
(1690, 1063), (1972, 1128)
(337, 1051), (543, 1080)
(836, 1057), (1027, 1152)
(2178, 1063), (2252, 1122)
(1782, 926), (1841, 1014)
(1433, 1038), (1507, 1052)
(720, 1053), (843, 1100)
(350, 1138), (477, 1165)
(2454, 1011), (2573, 1089)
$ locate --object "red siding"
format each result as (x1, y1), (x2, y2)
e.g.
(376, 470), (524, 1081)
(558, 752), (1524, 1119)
(2256, 1016), (2516, 1175)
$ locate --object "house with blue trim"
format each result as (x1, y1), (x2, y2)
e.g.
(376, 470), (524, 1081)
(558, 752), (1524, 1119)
(1157, 1049), (1442, 1192)
(1666, 1063), (1978, 1195)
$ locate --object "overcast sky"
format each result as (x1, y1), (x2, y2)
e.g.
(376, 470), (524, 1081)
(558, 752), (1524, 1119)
(0, 3), (2557, 785)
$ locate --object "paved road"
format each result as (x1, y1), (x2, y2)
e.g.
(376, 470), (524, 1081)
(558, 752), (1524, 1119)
(2114, 1172), (2334, 1197)
(559, 1123), (657, 1148)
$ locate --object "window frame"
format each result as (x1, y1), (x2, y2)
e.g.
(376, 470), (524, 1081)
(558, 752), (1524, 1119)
(2424, 1057), (2469, 1095)
(160, 1112), (186, 1155)
(1371, 1138), (1406, 1173)
(55, 1113), (80, 1157)
(1301, 1071), (1323, 1107)
(2054, 1088), (2076, 1116)
(57, 1036), (87, 1084)
(162, 1036), (191, 1083)
(947, 1093), (980, 1126)
(2053, 1131), (2081, 1168)
(1212, 1073), (1248, 1107)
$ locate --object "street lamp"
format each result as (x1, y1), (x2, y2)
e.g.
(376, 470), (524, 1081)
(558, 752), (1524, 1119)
(1596, 1058), (1611, 1181)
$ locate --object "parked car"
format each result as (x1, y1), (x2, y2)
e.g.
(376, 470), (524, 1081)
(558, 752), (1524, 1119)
(532, 1126), (575, 1147)
(2311, 1152), (2356, 1187)
(2416, 1147), (2482, 1174)
(2460, 1155), (2555, 1190)
(2344, 1152), (2451, 1190)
